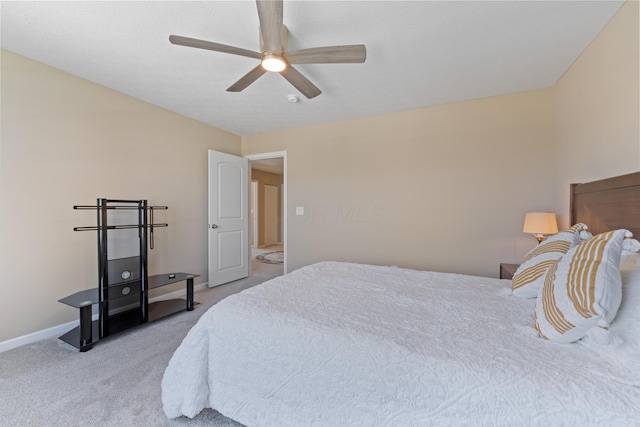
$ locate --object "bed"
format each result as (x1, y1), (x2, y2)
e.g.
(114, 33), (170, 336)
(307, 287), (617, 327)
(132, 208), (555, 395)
(162, 172), (640, 426)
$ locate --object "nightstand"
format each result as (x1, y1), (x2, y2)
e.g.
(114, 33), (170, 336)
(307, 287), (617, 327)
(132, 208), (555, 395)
(499, 263), (520, 279)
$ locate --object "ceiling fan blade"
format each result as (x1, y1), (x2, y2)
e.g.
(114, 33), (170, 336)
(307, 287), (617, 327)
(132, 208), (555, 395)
(256, 0), (283, 54)
(285, 45), (367, 64)
(227, 65), (267, 92)
(280, 65), (321, 99)
(169, 35), (262, 60)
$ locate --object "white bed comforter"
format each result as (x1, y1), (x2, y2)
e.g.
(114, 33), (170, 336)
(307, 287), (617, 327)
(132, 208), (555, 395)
(162, 262), (640, 426)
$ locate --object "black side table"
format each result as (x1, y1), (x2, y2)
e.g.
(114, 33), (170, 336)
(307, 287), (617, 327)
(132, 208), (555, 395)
(499, 263), (520, 280)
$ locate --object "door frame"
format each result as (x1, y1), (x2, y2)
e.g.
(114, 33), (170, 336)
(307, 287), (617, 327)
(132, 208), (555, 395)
(251, 180), (259, 249)
(245, 151), (287, 274)
(263, 183), (279, 246)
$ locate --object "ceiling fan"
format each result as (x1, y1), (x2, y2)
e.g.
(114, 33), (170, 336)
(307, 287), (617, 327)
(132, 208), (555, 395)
(169, 0), (367, 99)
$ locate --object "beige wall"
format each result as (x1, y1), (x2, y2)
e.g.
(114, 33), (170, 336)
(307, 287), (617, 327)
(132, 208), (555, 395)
(243, 89), (556, 276)
(0, 50), (241, 342)
(251, 169), (283, 247)
(552, 0), (640, 226)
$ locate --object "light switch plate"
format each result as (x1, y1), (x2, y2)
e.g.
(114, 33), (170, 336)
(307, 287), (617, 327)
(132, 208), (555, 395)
(295, 206), (304, 216)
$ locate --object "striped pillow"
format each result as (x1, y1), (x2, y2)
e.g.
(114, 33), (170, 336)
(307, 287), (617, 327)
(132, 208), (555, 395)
(533, 229), (634, 343)
(511, 223), (590, 298)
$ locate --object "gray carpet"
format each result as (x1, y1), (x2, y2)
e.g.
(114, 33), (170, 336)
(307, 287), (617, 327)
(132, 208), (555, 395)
(0, 261), (283, 427)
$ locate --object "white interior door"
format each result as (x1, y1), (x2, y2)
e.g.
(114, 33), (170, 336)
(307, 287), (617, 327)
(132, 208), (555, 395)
(264, 184), (278, 246)
(208, 150), (249, 287)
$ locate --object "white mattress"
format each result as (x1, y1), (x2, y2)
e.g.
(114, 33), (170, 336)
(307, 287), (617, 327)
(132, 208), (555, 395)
(162, 262), (640, 425)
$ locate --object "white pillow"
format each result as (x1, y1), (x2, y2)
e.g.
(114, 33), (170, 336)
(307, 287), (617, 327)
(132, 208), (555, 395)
(606, 250), (640, 350)
(534, 229), (633, 343)
(512, 223), (590, 298)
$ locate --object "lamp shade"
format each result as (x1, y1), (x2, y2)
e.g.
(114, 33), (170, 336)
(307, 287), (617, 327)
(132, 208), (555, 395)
(523, 212), (559, 235)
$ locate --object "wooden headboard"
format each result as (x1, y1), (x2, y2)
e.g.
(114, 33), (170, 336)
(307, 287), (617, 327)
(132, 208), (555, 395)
(570, 171), (640, 238)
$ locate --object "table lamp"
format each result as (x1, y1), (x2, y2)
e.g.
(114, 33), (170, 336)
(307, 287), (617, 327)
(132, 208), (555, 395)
(523, 212), (558, 243)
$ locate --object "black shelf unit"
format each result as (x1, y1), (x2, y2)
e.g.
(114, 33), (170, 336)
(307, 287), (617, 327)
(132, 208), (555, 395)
(59, 198), (199, 352)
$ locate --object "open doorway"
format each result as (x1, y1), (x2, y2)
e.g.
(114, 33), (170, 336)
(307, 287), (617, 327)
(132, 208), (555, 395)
(246, 152), (286, 278)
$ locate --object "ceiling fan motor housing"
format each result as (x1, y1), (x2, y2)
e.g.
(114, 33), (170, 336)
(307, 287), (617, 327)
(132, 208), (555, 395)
(259, 25), (288, 55)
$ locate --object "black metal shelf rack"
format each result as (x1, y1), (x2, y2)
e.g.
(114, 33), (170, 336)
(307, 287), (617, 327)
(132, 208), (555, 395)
(59, 198), (198, 352)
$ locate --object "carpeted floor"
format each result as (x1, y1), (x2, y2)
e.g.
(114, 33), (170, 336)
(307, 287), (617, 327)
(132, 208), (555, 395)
(0, 259), (283, 427)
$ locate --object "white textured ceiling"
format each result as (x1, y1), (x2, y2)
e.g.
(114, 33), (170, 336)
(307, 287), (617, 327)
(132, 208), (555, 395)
(1, 1), (624, 136)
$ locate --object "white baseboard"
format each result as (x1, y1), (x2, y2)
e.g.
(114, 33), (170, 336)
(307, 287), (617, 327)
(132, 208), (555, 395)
(0, 282), (209, 354)
(0, 320), (81, 354)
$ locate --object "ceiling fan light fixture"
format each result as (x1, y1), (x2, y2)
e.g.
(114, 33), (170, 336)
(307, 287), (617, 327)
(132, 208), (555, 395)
(261, 54), (287, 72)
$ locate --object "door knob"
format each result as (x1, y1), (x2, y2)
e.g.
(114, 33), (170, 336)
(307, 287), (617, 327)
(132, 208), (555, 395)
(210, 224), (218, 229)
